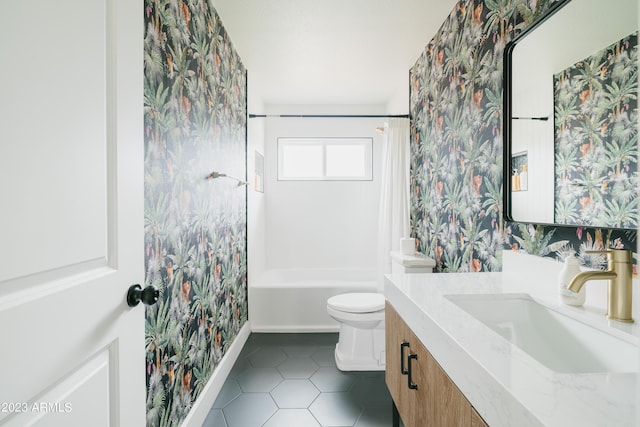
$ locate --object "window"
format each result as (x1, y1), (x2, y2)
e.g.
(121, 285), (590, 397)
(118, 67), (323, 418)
(277, 138), (373, 181)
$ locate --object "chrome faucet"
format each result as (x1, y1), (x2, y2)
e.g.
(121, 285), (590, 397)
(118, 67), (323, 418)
(568, 249), (634, 323)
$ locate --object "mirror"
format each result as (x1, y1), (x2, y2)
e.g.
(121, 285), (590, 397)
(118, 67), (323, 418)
(504, 0), (638, 229)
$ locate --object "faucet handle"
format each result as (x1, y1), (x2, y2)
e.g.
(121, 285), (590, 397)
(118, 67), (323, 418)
(585, 249), (632, 263)
(584, 250), (612, 261)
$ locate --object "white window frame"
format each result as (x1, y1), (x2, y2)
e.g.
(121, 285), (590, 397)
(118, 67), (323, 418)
(277, 137), (373, 181)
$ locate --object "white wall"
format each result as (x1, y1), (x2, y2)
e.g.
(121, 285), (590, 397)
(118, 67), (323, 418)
(385, 71), (409, 115)
(263, 104), (386, 270)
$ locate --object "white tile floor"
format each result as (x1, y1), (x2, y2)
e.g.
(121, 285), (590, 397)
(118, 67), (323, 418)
(202, 333), (396, 427)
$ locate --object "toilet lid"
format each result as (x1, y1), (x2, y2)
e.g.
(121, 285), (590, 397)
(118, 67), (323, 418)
(327, 293), (385, 313)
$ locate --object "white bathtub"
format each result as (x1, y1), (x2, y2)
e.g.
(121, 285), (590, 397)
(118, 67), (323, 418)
(249, 268), (379, 332)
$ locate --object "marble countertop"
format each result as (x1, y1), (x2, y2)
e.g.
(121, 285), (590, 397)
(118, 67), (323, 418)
(384, 251), (640, 427)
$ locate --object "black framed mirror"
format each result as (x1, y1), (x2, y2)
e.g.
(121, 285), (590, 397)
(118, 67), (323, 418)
(504, 0), (638, 229)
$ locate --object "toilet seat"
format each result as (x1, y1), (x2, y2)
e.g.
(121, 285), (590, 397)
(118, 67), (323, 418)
(327, 293), (385, 313)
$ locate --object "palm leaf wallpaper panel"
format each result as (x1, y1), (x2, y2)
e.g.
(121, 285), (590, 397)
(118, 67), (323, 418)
(143, 1), (247, 425)
(409, 0), (637, 273)
(554, 32), (638, 228)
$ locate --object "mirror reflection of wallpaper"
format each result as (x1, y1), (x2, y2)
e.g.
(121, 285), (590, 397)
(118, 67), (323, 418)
(410, 0), (637, 273)
(554, 32), (638, 228)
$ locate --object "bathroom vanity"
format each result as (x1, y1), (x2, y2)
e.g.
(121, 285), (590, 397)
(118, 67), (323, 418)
(384, 251), (640, 427)
(386, 302), (488, 426)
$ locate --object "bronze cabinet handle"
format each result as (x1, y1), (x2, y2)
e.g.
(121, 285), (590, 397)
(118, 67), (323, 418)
(400, 342), (410, 375)
(407, 353), (418, 390)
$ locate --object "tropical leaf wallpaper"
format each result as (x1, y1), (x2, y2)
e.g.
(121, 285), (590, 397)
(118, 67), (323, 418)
(409, 0), (637, 273)
(143, 1), (247, 426)
(554, 32), (638, 228)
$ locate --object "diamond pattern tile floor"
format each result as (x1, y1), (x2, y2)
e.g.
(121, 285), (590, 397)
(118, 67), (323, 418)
(202, 333), (397, 427)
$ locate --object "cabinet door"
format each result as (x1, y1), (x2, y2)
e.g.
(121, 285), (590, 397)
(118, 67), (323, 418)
(385, 301), (404, 403)
(429, 354), (472, 426)
(406, 337), (433, 427)
(385, 302), (430, 427)
(386, 302), (416, 422)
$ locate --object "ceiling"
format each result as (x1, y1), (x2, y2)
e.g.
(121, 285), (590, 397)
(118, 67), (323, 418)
(212, 0), (458, 108)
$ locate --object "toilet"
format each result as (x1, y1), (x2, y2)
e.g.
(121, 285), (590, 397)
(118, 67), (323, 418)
(327, 292), (386, 371)
(326, 251), (435, 371)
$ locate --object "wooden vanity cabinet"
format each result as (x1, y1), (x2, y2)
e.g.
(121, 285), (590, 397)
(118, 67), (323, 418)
(385, 302), (489, 427)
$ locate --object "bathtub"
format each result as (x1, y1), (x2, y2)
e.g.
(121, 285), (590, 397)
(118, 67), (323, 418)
(249, 268), (379, 332)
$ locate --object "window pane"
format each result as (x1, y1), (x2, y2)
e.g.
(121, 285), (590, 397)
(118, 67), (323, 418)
(326, 144), (366, 177)
(281, 144), (323, 178)
(278, 137), (372, 181)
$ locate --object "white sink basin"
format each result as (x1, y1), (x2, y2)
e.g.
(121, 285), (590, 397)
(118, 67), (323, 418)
(445, 293), (639, 374)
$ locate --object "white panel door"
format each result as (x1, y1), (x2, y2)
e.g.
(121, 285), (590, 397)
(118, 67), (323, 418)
(0, 0), (145, 426)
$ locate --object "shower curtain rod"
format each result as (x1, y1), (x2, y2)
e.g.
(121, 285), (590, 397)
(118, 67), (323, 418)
(248, 113), (409, 119)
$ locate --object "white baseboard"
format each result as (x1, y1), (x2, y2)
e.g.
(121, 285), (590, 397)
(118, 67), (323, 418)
(180, 322), (251, 427)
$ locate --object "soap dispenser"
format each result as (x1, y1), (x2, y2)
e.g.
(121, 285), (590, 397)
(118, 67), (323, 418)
(558, 255), (586, 306)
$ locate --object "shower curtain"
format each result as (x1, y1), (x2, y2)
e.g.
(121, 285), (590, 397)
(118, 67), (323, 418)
(377, 117), (410, 288)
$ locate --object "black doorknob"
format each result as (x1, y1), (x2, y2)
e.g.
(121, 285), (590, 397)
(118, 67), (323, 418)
(127, 284), (159, 307)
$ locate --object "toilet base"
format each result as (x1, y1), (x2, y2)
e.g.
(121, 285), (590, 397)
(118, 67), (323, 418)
(334, 321), (385, 371)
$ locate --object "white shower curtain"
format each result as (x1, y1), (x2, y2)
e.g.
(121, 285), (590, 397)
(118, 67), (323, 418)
(377, 118), (410, 289)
